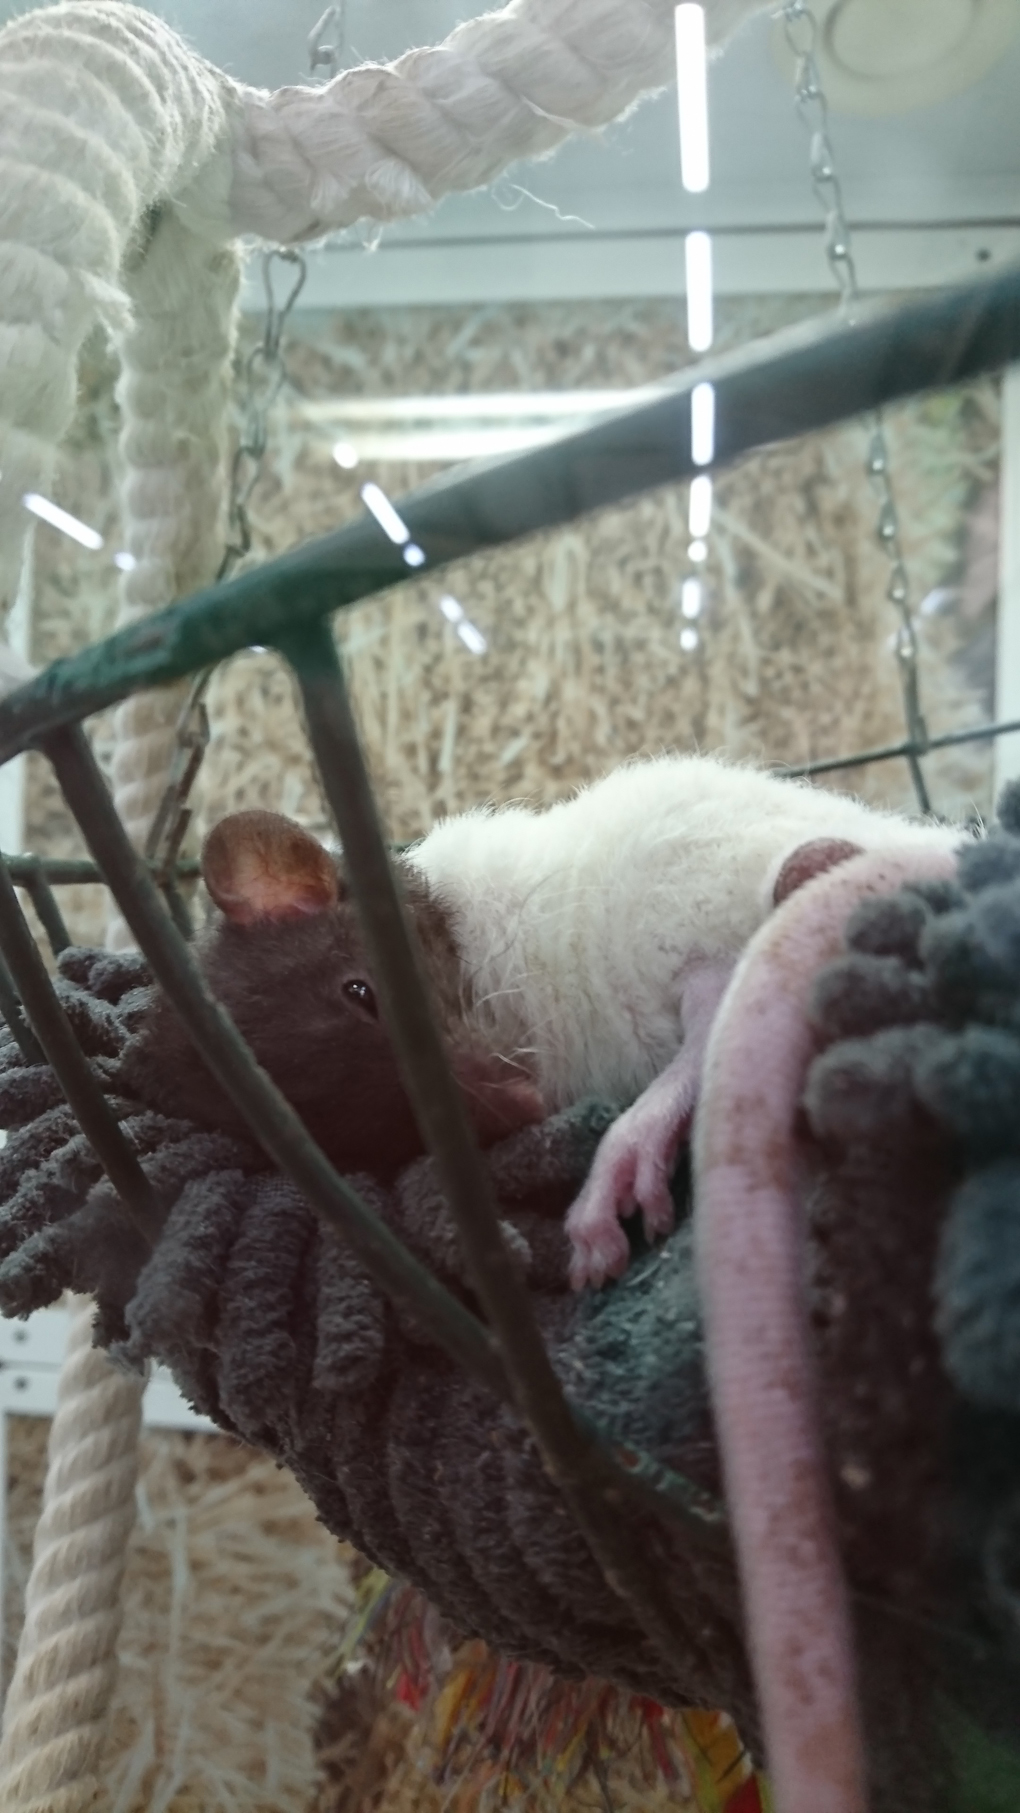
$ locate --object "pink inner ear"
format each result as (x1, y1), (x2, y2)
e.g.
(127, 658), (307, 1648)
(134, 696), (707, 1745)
(203, 811), (338, 925)
(772, 838), (863, 907)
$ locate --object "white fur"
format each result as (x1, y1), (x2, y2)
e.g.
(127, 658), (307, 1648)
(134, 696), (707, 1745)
(408, 755), (964, 1112)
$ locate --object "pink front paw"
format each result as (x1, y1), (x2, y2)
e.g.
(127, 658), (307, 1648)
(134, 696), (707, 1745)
(565, 1112), (678, 1291)
(565, 1179), (633, 1292)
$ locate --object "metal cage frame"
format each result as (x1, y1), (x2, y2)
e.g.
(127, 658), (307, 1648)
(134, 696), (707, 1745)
(1, 262), (1020, 1683)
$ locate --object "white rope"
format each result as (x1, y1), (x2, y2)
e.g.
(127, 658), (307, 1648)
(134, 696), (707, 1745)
(0, 1298), (143, 1812)
(0, 1), (235, 622)
(106, 209), (239, 947)
(0, 0), (768, 617)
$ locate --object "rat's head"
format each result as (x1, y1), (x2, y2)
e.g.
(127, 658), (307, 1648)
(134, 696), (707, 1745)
(130, 810), (541, 1177)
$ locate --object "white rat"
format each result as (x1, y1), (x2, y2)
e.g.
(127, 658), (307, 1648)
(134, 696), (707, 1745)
(406, 754), (964, 1289)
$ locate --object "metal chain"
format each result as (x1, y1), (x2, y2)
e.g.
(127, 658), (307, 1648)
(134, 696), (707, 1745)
(143, 249), (307, 880)
(308, 5), (346, 81)
(780, 0), (932, 814)
(218, 249), (307, 582)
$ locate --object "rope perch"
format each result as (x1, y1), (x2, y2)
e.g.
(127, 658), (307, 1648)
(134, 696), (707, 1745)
(0, 1297), (143, 1812)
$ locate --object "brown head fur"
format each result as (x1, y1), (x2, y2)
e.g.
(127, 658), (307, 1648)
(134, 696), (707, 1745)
(124, 811), (542, 1179)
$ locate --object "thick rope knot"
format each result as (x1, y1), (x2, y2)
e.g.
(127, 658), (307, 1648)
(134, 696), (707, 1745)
(0, 0), (238, 618)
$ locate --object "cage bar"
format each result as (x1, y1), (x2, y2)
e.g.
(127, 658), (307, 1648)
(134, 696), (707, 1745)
(0, 262), (1019, 764)
(0, 858), (159, 1243)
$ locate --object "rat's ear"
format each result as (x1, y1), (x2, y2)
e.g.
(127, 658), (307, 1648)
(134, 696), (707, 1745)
(773, 837), (863, 907)
(202, 811), (338, 925)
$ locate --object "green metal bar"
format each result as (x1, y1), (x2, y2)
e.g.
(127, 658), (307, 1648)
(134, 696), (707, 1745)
(775, 715), (1020, 781)
(0, 858), (160, 1243)
(160, 875), (194, 941)
(0, 856), (201, 887)
(19, 859), (71, 955)
(1, 263), (1020, 762)
(0, 951), (42, 1064)
(278, 619), (713, 1677)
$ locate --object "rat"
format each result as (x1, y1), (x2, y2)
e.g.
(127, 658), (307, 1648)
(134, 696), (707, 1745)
(130, 755), (965, 1291)
(406, 755), (964, 1288)
(124, 810), (545, 1179)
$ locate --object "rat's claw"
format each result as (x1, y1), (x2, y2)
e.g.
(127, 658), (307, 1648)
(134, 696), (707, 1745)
(567, 1213), (631, 1292)
(565, 1174), (633, 1291)
(566, 1092), (686, 1288)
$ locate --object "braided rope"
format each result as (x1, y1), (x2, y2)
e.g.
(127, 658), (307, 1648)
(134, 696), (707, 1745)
(0, 1297), (143, 1811)
(0, 1), (235, 619)
(106, 210), (239, 948)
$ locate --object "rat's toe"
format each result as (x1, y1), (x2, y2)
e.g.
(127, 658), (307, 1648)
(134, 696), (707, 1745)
(635, 1158), (675, 1241)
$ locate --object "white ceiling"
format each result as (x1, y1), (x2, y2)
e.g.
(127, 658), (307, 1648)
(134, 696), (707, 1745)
(4, 1), (1020, 302)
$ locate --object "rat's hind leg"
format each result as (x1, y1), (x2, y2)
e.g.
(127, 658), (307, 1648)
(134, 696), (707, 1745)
(565, 962), (734, 1290)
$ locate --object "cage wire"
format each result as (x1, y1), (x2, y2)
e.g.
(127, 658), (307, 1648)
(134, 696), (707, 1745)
(0, 252), (1020, 1676)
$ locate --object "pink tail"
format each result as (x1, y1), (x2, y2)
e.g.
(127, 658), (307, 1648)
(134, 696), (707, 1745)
(693, 847), (958, 1813)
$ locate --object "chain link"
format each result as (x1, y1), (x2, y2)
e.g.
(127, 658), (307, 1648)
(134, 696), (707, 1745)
(779, 0), (932, 814)
(143, 249), (306, 881)
(308, 5), (346, 81)
(218, 249), (307, 581)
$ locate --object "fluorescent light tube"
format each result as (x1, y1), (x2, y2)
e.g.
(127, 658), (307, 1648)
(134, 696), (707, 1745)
(681, 578), (703, 620)
(457, 621), (487, 655)
(675, 5), (710, 194)
(691, 382), (715, 467)
(360, 482), (410, 544)
(439, 595), (465, 623)
(22, 493), (103, 551)
(685, 230), (714, 352)
(689, 474), (713, 536)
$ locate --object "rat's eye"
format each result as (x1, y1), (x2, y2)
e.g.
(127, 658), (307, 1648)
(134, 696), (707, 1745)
(343, 978), (378, 1020)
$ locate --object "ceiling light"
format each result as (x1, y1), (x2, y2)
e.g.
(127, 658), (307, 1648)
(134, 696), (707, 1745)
(439, 594), (465, 623)
(360, 481), (411, 545)
(457, 621), (487, 655)
(685, 230), (714, 352)
(22, 493), (103, 551)
(675, 5), (710, 192)
(680, 626), (700, 652)
(688, 539), (708, 562)
(301, 387), (665, 464)
(114, 550), (137, 572)
(691, 382), (715, 466)
(681, 578), (703, 619)
(402, 542), (426, 567)
(332, 440), (359, 469)
(771, 0), (1020, 116)
(689, 474), (713, 537)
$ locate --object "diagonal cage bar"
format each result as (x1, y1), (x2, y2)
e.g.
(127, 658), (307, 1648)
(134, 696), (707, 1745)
(0, 262), (1019, 764)
(18, 857), (71, 955)
(0, 858), (159, 1244)
(0, 950), (41, 1066)
(278, 618), (716, 1673)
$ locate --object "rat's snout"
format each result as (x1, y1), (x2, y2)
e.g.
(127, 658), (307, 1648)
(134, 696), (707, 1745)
(451, 1046), (545, 1147)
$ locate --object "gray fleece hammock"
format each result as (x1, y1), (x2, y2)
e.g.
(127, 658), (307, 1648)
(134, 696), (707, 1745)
(4, 812), (1020, 1807)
